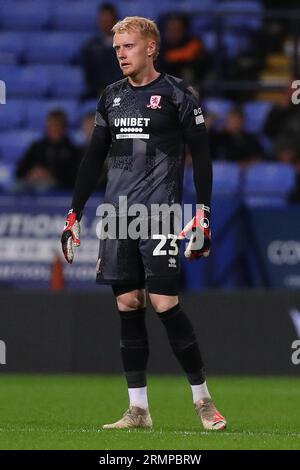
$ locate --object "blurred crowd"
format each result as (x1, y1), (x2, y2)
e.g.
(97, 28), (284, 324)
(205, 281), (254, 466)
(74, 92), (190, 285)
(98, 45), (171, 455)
(14, 108), (107, 194)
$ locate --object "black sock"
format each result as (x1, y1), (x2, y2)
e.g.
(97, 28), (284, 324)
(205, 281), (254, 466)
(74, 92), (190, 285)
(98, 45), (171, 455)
(156, 304), (205, 385)
(119, 308), (149, 388)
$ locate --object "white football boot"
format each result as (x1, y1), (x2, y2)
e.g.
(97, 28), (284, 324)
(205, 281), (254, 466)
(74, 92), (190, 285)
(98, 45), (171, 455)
(103, 406), (152, 429)
(195, 398), (227, 431)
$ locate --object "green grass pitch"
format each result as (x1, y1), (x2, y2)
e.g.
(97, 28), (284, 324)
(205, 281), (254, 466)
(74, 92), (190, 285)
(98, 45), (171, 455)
(0, 375), (299, 450)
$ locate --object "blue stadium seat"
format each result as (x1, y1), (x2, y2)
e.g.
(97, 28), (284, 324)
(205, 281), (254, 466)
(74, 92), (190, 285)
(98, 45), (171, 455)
(243, 163), (296, 207)
(213, 162), (241, 195)
(223, 32), (251, 59)
(24, 63), (68, 83)
(0, 32), (26, 64)
(0, 66), (50, 97)
(51, 1), (98, 31)
(0, 100), (25, 130)
(176, 0), (217, 34)
(217, 1), (263, 32)
(80, 100), (97, 119)
(0, 130), (41, 162)
(184, 161), (240, 198)
(18, 64), (82, 97)
(202, 31), (251, 58)
(0, 63), (18, 75)
(25, 32), (89, 63)
(0, 162), (16, 191)
(0, 1), (50, 29)
(52, 67), (85, 98)
(243, 101), (272, 134)
(203, 98), (232, 128)
(25, 99), (80, 130)
(117, 1), (155, 20)
(149, 0), (216, 20)
(201, 31), (217, 53)
(177, 0), (216, 9)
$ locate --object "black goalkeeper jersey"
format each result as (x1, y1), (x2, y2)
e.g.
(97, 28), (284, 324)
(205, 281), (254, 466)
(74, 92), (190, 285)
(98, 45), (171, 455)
(97, 73), (207, 207)
(72, 73), (211, 214)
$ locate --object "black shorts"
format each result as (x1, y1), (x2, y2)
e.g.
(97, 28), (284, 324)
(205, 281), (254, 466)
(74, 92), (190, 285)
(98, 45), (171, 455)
(96, 234), (182, 296)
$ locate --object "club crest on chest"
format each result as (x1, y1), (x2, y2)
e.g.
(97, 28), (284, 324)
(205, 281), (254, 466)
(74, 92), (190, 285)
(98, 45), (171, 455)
(147, 95), (162, 109)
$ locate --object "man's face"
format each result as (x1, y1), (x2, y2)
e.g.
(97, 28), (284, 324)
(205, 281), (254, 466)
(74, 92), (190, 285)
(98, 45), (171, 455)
(165, 18), (185, 45)
(46, 118), (66, 142)
(113, 31), (155, 77)
(225, 112), (244, 133)
(98, 10), (116, 36)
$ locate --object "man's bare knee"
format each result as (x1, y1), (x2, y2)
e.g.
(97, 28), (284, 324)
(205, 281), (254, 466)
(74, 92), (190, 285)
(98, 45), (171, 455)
(149, 294), (179, 313)
(117, 289), (146, 311)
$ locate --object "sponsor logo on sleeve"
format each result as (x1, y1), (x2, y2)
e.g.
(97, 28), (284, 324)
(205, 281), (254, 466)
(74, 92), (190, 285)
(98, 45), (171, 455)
(194, 107), (204, 124)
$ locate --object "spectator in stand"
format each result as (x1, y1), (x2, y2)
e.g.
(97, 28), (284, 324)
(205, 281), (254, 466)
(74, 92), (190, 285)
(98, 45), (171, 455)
(264, 83), (300, 163)
(216, 107), (263, 166)
(274, 143), (300, 203)
(15, 110), (81, 193)
(158, 14), (208, 83)
(81, 3), (122, 98)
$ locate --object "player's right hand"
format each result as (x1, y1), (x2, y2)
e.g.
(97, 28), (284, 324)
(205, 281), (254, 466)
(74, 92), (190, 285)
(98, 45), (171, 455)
(61, 209), (81, 264)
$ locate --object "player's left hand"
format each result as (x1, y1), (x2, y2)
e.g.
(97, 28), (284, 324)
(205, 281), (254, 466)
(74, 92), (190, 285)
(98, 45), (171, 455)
(178, 205), (211, 260)
(61, 209), (81, 264)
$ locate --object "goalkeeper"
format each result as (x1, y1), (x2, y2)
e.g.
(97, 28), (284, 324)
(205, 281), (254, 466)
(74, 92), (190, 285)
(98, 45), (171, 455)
(61, 16), (226, 431)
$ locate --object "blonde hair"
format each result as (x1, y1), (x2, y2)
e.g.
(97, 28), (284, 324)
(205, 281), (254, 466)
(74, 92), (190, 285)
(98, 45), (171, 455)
(112, 16), (160, 60)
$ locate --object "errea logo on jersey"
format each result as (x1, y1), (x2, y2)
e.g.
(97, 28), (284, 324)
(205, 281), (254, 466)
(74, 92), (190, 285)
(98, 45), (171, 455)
(168, 257), (177, 268)
(113, 97), (121, 107)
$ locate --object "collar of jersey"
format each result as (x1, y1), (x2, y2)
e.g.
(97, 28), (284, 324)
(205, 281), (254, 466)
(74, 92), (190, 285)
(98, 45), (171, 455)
(127, 73), (164, 90)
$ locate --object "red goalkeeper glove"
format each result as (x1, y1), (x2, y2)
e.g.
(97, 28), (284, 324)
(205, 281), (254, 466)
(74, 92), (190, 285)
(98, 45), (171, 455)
(61, 209), (81, 264)
(179, 205), (211, 260)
